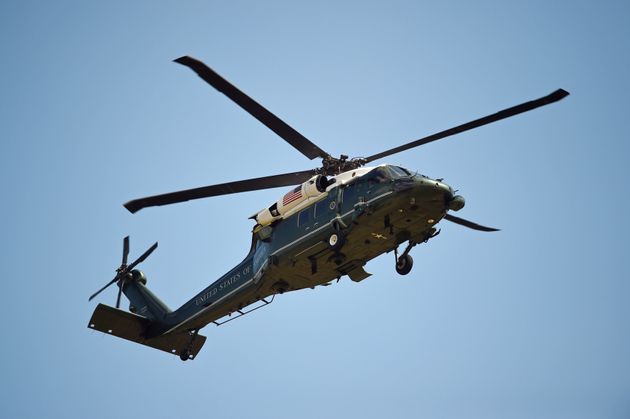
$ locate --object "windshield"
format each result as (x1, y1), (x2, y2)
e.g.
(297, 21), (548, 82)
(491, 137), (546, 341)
(389, 166), (412, 177)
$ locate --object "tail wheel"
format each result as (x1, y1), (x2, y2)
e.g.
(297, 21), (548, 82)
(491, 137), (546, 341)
(180, 349), (191, 361)
(396, 254), (413, 275)
(327, 231), (345, 252)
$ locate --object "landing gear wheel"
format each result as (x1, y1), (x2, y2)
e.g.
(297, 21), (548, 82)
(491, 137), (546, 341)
(396, 254), (413, 275)
(180, 350), (191, 361)
(327, 231), (345, 252)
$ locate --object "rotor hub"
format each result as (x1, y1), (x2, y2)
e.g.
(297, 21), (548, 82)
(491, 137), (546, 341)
(320, 155), (367, 176)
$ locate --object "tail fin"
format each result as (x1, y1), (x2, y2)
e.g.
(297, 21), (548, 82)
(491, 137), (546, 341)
(121, 270), (171, 321)
(88, 270), (207, 360)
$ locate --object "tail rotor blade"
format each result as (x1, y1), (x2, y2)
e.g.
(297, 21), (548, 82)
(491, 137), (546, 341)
(444, 214), (500, 232)
(122, 236), (130, 266)
(127, 242), (158, 272)
(116, 279), (125, 309)
(88, 275), (121, 302)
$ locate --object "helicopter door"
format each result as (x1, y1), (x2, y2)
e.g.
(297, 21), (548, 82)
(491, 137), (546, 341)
(314, 195), (336, 229)
(297, 196), (336, 235)
(297, 207), (315, 234)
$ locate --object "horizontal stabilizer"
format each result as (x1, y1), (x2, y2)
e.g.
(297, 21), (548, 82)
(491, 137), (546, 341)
(88, 304), (206, 360)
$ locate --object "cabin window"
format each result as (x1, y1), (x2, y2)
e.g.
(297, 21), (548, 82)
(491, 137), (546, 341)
(314, 200), (328, 219)
(298, 208), (311, 226)
(340, 185), (352, 206)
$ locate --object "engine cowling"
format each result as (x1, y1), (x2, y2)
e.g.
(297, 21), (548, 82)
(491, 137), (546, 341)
(253, 175), (330, 226)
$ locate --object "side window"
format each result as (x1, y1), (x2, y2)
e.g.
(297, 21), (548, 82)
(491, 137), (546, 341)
(298, 208), (311, 227)
(341, 183), (358, 209)
(314, 199), (329, 220)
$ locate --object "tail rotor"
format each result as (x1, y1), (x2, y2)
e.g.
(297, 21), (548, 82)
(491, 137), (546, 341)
(89, 236), (158, 308)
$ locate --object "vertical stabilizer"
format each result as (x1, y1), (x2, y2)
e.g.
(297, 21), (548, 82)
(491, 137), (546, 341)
(122, 270), (171, 321)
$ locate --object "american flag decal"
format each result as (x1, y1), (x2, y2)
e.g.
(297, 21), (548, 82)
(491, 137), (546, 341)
(283, 186), (303, 206)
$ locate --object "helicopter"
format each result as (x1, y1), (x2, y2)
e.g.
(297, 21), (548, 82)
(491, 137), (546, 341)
(87, 56), (569, 361)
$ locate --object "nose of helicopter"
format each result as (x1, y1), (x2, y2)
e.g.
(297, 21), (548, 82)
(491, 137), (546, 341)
(416, 177), (453, 200)
(412, 176), (464, 211)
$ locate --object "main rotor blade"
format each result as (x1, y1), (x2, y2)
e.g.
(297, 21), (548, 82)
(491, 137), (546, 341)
(122, 236), (129, 266)
(124, 169), (317, 213)
(88, 275), (121, 301)
(174, 56), (330, 160)
(364, 89), (570, 163)
(127, 242), (158, 272)
(444, 214), (499, 232)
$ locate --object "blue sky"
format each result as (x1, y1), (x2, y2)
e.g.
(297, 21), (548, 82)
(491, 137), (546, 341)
(1, 1), (629, 418)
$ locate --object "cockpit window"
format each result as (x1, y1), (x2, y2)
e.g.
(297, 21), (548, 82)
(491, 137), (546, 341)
(389, 166), (411, 177)
(366, 168), (389, 185)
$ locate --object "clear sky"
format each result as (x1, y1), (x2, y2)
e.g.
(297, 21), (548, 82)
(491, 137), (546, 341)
(1, 1), (629, 418)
